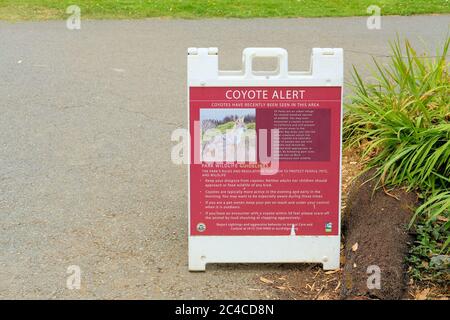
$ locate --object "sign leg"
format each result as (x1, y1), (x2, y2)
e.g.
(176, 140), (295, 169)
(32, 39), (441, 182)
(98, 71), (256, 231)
(189, 257), (206, 272)
(322, 256), (340, 270)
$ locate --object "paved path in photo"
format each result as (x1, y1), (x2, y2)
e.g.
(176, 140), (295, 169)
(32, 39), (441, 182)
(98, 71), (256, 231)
(0, 16), (448, 299)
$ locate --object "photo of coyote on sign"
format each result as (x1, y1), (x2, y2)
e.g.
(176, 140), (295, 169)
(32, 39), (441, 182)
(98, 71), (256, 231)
(200, 108), (256, 162)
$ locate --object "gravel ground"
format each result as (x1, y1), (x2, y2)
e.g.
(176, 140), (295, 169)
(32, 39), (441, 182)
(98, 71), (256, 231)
(0, 16), (448, 299)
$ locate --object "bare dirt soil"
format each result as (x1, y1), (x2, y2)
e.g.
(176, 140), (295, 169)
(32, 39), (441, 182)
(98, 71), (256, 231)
(341, 169), (418, 299)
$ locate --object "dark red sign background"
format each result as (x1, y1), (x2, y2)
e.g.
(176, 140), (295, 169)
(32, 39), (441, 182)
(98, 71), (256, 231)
(190, 87), (341, 236)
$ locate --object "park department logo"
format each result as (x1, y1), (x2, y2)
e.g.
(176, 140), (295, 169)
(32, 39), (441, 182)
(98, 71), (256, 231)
(325, 222), (332, 233)
(197, 223), (206, 232)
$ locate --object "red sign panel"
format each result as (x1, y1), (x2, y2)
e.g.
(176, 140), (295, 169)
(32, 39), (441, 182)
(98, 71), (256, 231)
(189, 87), (341, 236)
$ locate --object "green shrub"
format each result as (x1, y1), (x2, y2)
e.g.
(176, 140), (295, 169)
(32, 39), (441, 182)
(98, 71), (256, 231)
(343, 37), (450, 280)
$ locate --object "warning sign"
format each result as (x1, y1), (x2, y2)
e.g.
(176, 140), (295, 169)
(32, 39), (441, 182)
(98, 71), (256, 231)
(187, 48), (343, 271)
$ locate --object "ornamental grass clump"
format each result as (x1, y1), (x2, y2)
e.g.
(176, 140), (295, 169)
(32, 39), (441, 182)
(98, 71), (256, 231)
(343, 37), (449, 280)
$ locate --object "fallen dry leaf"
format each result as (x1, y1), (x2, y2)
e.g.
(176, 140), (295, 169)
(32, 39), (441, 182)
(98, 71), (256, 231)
(415, 288), (431, 300)
(317, 293), (330, 300)
(352, 242), (359, 252)
(259, 277), (274, 284)
(275, 286), (287, 290)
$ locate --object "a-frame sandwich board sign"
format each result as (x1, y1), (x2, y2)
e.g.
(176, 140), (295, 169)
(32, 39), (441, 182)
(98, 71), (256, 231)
(188, 47), (343, 271)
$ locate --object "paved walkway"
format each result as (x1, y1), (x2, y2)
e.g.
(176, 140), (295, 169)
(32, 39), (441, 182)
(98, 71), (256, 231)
(0, 16), (448, 299)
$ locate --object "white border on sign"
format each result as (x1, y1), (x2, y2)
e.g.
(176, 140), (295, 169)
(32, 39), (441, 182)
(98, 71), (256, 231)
(187, 47), (343, 271)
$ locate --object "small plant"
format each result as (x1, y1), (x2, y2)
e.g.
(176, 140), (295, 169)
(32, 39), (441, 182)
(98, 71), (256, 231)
(407, 218), (449, 282)
(343, 36), (450, 280)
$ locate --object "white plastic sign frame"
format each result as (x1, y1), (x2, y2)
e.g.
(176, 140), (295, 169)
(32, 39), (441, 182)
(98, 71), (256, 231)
(187, 47), (343, 271)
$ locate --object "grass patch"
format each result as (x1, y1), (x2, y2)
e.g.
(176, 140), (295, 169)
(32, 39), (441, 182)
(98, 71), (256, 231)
(343, 37), (450, 282)
(205, 121), (256, 134)
(216, 121), (238, 133)
(0, 0), (449, 21)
